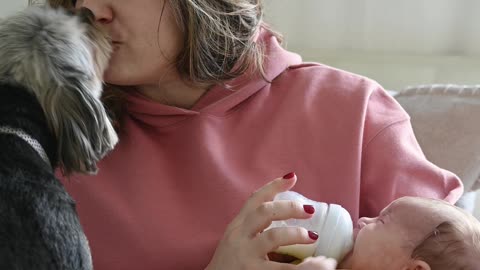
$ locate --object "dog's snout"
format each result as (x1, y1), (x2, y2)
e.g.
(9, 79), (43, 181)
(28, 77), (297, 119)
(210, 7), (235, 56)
(78, 7), (95, 25)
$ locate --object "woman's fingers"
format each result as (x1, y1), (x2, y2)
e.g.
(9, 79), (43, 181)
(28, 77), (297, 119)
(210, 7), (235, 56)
(297, 256), (337, 270)
(261, 256), (337, 270)
(267, 252), (299, 263)
(247, 173), (297, 208)
(233, 173), (297, 226)
(243, 200), (314, 236)
(254, 226), (318, 255)
(207, 173), (322, 270)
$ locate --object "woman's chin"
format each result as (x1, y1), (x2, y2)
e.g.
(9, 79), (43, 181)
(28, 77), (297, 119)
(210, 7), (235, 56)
(103, 70), (133, 86)
(102, 57), (134, 85)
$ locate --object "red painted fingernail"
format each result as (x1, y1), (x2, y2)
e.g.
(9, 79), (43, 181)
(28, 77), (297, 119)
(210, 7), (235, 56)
(283, 172), (295, 179)
(308, 231), (319, 240)
(303, 205), (315, 214)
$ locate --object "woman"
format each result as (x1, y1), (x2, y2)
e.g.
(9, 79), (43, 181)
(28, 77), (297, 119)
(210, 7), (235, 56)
(48, 0), (463, 269)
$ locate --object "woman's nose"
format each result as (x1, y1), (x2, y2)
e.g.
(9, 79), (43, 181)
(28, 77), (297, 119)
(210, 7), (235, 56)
(76, 0), (113, 24)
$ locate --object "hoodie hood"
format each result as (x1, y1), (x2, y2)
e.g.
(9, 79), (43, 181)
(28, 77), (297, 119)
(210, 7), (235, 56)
(125, 30), (302, 128)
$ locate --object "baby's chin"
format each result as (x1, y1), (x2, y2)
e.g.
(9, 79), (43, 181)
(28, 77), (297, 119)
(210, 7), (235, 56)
(337, 228), (359, 268)
(337, 248), (354, 269)
(337, 227), (360, 269)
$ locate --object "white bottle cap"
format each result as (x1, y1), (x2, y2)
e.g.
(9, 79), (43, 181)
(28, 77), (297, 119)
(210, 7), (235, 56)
(267, 191), (354, 262)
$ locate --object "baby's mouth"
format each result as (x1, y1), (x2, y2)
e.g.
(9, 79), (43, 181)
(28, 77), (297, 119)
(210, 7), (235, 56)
(353, 227), (361, 241)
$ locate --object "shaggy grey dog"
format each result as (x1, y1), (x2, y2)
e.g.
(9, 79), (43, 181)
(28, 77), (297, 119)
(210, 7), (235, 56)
(0, 5), (117, 270)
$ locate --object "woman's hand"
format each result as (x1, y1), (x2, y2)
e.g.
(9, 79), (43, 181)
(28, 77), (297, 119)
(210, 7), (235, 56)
(205, 173), (327, 270)
(298, 257), (337, 270)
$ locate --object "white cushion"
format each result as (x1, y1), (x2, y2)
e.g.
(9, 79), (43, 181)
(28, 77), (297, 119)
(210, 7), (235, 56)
(395, 84), (480, 192)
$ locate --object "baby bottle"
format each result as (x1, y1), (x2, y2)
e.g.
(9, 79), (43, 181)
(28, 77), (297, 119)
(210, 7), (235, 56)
(267, 191), (354, 262)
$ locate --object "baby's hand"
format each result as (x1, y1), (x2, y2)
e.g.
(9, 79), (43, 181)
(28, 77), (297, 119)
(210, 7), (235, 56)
(297, 256), (337, 270)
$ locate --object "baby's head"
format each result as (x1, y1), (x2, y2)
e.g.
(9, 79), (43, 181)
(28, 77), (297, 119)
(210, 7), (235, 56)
(350, 197), (480, 270)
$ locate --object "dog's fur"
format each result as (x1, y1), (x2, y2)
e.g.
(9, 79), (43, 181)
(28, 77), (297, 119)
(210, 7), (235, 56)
(0, 6), (117, 269)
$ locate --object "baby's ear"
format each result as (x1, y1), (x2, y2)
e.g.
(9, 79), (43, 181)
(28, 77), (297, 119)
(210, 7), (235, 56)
(403, 260), (431, 270)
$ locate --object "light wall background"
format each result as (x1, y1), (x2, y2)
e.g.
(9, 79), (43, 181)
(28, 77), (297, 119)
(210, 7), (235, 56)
(0, 0), (26, 17)
(1, 0), (479, 218)
(264, 0), (480, 91)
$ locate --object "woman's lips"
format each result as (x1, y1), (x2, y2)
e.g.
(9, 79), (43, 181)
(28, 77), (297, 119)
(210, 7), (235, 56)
(112, 41), (122, 51)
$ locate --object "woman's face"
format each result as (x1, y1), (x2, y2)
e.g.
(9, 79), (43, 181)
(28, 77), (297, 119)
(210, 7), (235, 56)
(75, 0), (184, 86)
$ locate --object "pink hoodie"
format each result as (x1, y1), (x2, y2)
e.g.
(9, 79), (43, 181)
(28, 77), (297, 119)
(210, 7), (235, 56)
(61, 31), (462, 270)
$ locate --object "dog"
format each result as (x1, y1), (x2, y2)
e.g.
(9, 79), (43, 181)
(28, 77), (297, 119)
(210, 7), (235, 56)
(0, 5), (117, 270)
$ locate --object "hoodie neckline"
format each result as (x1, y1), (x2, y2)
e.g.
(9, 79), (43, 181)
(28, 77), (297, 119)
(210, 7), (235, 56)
(125, 30), (302, 128)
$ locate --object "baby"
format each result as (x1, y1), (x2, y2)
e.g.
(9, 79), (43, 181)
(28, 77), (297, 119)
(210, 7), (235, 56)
(273, 195), (480, 270)
(337, 196), (480, 270)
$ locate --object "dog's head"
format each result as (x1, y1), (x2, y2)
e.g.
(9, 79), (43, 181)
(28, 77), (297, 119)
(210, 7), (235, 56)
(0, 6), (118, 175)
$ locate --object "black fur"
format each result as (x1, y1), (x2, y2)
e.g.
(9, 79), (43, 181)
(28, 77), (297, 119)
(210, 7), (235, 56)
(0, 83), (92, 270)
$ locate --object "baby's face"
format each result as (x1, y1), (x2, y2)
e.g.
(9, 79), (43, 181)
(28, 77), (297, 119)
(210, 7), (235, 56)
(350, 197), (448, 270)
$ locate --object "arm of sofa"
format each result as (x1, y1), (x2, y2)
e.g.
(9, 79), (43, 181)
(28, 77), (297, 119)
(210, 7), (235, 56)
(393, 84), (480, 211)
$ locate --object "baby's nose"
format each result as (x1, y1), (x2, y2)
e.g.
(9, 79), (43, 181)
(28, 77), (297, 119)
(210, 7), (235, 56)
(357, 216), (375, 228)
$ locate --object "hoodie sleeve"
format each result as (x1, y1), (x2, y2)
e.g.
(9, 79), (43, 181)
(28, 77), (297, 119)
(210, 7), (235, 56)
(359, 86), (463, 218)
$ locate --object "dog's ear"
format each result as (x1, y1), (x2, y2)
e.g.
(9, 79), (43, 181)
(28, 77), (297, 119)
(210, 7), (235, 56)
(45, 79), (118, 175)
(0, 6), (117, 175)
